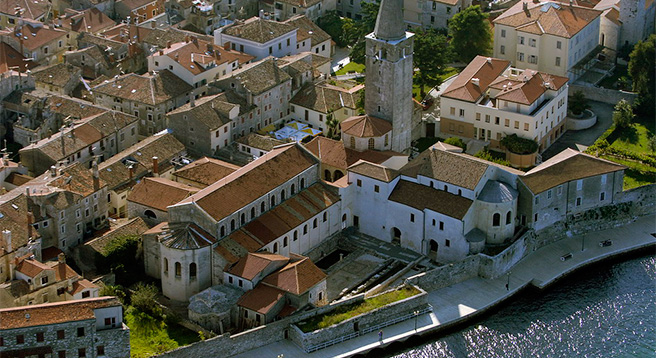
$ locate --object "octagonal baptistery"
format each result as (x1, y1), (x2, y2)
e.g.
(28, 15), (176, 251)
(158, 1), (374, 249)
(476, 180), (518, 245)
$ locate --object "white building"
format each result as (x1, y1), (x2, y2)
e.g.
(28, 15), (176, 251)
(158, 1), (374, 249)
(215, 16), (298, 61)
(439, 56), (569, 154)
(493, 1), (602, 80)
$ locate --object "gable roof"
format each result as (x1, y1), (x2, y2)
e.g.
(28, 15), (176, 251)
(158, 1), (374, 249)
(176, 143), (318, 221)
(1, 22), (68, 51)
(441, 56), (510, 102)
(85, 217), (149, 253)
(388, 180), (473, 220)
(127, 177), (199, 211)
(167, 93), (237, 130)
(173, 157), (240, 187)
(32, 63), (81, 88)
(305, 137), (402, 170)
(224, 58), (292, 95)
(262, 256), (325, 295)
(400, 147), (491, 190)
(154, 39), (254, 76)
(284, 15), (331, 46)
(237, 284), (285, 314)
(0, 0), (48, 19)
(222, 17), (296, 43)
(92, 70), (192, 105)
(291, 81), (362, 114)
(348, 160), (399, 182)
(0, 194), (36, 253)
(236, 133), (287, 152)
(494, 1), (602, 38)
(228, 252), (289, 280)
(15, 258), (51, 278)
(520, 148), (625, 193)
(340, 115), (392, 138)
(488, 68), (569, 105)
(60, 8), (116, 34)
(0, 42), (37, 73)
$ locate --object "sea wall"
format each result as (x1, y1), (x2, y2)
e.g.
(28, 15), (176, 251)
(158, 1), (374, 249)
(404, 255), (480, 291)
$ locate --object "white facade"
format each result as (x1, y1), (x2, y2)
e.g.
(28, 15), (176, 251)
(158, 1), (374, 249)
(215, 28), (298, 61)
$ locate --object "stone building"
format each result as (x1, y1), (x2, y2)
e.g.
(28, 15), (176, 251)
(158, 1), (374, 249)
(115, 0), (165, 23)
(30, 63), (82, 96)
(171, 157), (240, 189)
(362, 0), (415, 153)
(0, 193), (42, 284)
(517, 148), (625, 231)
(403, 0), (472, 30)
(235, 133), (287, 158)
(0, 297), (130, 358)
(215, 16), (299, 61)
(127, 177), (199, 225)
(340, 115), (393, 152)
(0, 20), (72, 65)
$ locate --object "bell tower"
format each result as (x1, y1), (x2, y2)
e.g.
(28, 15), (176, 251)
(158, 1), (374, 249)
(364, 0), (414, 153)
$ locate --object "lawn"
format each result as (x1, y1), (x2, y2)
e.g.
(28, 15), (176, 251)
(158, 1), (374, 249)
(608, 116), (655, 153)
(126, 308), (201, 358)
(297, 286), (420, 333)
(601, 155), (656, 189)
(335, 62), (365, 75)
(412, 67), (460, 101)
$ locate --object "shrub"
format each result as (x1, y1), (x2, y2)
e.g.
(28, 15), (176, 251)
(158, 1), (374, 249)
(474, 148), (512, 167)
(131, 283), (162, 318)
(500, 134), (538, 154)
(100, 235), (141, 285)
(612, 99), (635, 128)
(444, 137), (466, 150)
(569, 90), (590, 116)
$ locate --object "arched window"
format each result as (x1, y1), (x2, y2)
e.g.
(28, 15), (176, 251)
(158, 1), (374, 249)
(283, 236), (288, 247)
(384, 134), (389, 146)
(303, 225), (308, 235)
(430, 181), (434, 188)
(444, 185), (448, 191)
(175, 262), (181, 277)
(493, 213), (501, 227)
(230, 219), (235, 231)
(293, 230), (298, 241)
(281, 189), (286, 201)
(220, 226), (225, 237)
(429, 240), (438, 253)
(271, 196), (276, 207)
(300, 178), (305, 189)
(251, 207), (255, 219)
(368, 138), (375, 150)
(323, 212), (328, 222)
(313, 218), (318, 228)
(506, 211), (512, 225)
(291, 184), (296, 194)
(324, 169), (332, 181)
(189, 263), (197, 280)
(273, 242), (278, 253)
(163, 258), (168, 274)
(334, 171), (344, 181)
(261, 201), (266, 212)
(342, 214), (347, 222)
(458, 189), (462, 196)
(144, 210), (157, 219)
(350, 136), (355, 148)
(240, 213), (246, 225)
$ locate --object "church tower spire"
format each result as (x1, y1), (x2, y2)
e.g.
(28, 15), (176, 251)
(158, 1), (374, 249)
(364, 0), (415, 153)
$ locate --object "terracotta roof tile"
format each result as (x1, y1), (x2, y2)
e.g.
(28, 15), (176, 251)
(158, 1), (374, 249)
(441, 56), (510, 103)
(93, 70), (192, 105)
(85, 217), (149, 253)
(60, 8), (116, 34)
(15, 258), (50, 278)
(340, 115), (392, 138)
(291, 81), (362, 114)
(173, 157), (240, 187)
(0, 297), (121, 330)
(32, 63), (81, 88)
(223, 17), (296, 43)
(0, 0), (48, 19)
(284, 15), (331, 46)
(127, 177), (199, 211)
(521, 148), (625, 193)
(348, 160), (398, 182)
(237, 284), (285, 314)
(236, 133), (287, 152)
(217, 58), (291, 95)
(155, 39), (253, 76)
(1, 22), (68, 51)
(228, 252), (289, 280)
(262, 257), (325, 295)
(304, 137), (402, 170)
(160, 222), (216, 249)
(400, 147), (491, 190)
(389, 180), (473, 219)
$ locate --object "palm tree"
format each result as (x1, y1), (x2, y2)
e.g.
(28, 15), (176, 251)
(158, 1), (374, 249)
(326, 112), (340, 140)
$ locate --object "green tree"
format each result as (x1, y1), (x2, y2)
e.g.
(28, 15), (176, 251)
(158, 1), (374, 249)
(628, 34), (655, 116)
(569, 90), (590, 116)
(444, 137), (466, 150)
(99, 284), (127, 304)
(413, 29), (451, 97)
(612, 99), (635, 128)
(448, 6), (492, 63)
(131, 283), (162, 318)
(326, 112), (341, 139)
(648, 135), (656, 153)
(317, 11), (348, 47)
(100, 235), (142, 285)
(348, 0), (380, 64)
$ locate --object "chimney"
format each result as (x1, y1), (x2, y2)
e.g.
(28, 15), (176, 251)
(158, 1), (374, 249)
(190, 94), (196, 107)
(486, 57), (492, 64)
(174, 53), (179, 62)
(472, 78), (480, 86)
(207, 43), (213, 53)
(166, 40), (171, 49)
(150, 20), (156, 28)
(92, 158), (100, 191)
(224, 41), (231, 51)
(159, 49), (164, 56)
(58, 252), (66, 264)
(191, 36), (198, 45)
(50, 165), (57, 177)
(2, 230), (12, 253)
(259, 9), (264, 18)
(128, 164), (134, 182)
(27, 211), (34, 239)
(185, 35), (190, 43)
(523, 1), (528, 10)
(152, 156), (159, 175)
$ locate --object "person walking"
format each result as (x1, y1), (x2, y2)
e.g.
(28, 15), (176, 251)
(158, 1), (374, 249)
(378, 330), (383, 344)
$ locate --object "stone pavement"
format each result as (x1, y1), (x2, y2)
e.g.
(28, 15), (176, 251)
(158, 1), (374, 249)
(231, 215), (655, 358)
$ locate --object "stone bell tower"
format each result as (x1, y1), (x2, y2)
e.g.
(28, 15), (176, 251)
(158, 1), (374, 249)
(364, 0), (414, 153)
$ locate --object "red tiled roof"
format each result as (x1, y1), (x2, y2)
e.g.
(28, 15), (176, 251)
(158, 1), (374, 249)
(340, 115), (392, 138)
(262, 257), (325, 295)
(237, 284), (285, 314)
(228, 252), (289, 280)
(0, 297), (120, 330)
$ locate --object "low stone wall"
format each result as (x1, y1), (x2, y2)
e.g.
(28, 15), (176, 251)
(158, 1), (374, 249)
(479, 230), (535, 279)
(305, 232), (343, 263)
(294, 286), (429, 352)
(506, 151), (536, 168)
(569, 84), (637, 105)
(404, 255), (480, 292)
(566, 110), (597, 130)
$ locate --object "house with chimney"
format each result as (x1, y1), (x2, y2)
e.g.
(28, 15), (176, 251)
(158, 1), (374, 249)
(0, 0), (49, 28)
(98, 131), (186, 218)
(283, 15), (333, 57)
(92, 70), (194, 137)
(115, 0), (165, 23)
(0, 193), (42, 284)
(30, 63), (82, 96)
(438, 55), (569, 155)
(171, 157), (240, 189)
(58, 8), (116, 36)
(127, 177), (199, 225)
(147, 37), (254, 88)
(18, 110), (139, 176)
(0, 20), (72, 65)
(214, 16), (299, 61)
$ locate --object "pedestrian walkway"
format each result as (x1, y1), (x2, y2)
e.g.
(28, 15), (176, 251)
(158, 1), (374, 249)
(231, 215), (655, 358)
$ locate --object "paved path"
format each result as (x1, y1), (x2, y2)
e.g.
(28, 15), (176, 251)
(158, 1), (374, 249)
(231, 215), (655, 358)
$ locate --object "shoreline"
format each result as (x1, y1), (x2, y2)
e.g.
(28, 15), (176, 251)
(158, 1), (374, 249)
(229, 214), (656, 358)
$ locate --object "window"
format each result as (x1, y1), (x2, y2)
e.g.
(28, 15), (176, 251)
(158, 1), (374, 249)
(77, 327), (85, 337)
(557, 185), (563, 196)
(547, 189), (552, 199)
(514, 121), (520, 129)
(303, 225), (308, 235)
(445, 239), (450, 247)
(97, 346), (105, 356)
(450, 107), (455, 115)
(505, 118), (510, 127)
(600, 192), (606, 201)
(555, 57), (561, 67)
(492, 213), (500, 226)
(175, 262), (181, 277)
(529, 38), (536, 47)
(368, 138), (375, 149)
(501, 29), (506, 38)
(517, 52), (524, 62)
(313, 218), (318, 228)
(524, 123), (529, 131)
(273, 242), (278, 253)
(283, 236), (288, 247)
(500, 45), (505, 55)
(410, 214), (415, 222)
(556, 40), (562, 49)
(476, 113), (481, 121)
(374, 185), (380, 193)
(528, 55), (537, 64)
(506, 211), (512, 225)
(36, 332), (44, 342)
(57, 330), (65, 339)
(535, 196), (540, 205)
(576, 180), (583, 191)
(16, 335), (24, 344)
(576, 197), (582, 206)
(78, 348), (86, 358)
(357, 179), (362, 187)
(485, 114), (490, 123)
(41, 276), (49, 285)
(189, 263), (197, 280)
(59, 351), (66, 358)
(601, 174), (607, 185)
(293, 231), (298, 241)
(459, 109), (465, 117)
(439, 221), (444, 230)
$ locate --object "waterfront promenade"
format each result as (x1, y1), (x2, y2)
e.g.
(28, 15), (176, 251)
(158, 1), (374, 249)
(232, 215), (656, 358)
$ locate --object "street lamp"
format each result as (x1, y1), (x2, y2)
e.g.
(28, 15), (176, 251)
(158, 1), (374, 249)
(414, 310), (419, 332)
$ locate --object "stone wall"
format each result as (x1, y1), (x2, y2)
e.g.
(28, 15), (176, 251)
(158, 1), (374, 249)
(404, 255), (480, 292)
(304, 232), (343, 263)
(569, 84), (637, 105)
(479, 230), (535, 279)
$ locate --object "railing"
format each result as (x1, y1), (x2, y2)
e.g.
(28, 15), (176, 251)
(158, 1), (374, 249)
(303, 305), (433, 353)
